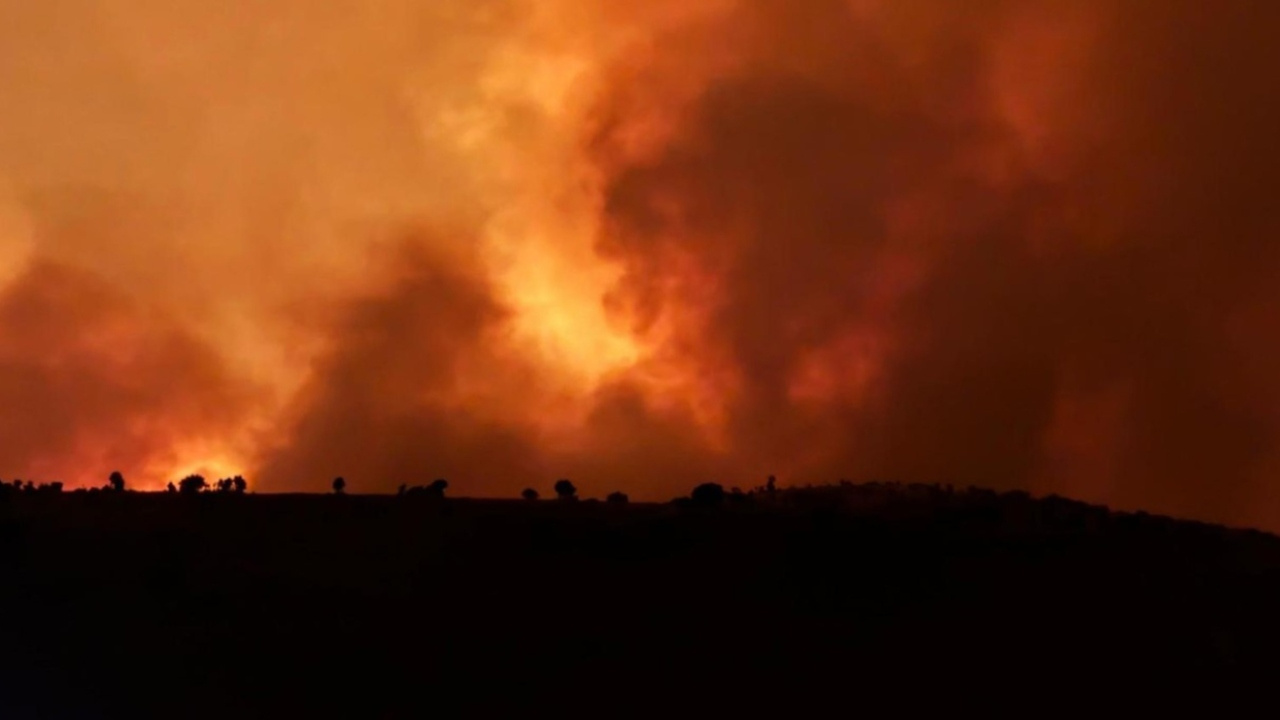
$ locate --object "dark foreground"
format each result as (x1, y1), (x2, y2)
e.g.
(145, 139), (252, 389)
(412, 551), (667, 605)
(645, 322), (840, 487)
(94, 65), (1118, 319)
(3, 486), (1280, 716)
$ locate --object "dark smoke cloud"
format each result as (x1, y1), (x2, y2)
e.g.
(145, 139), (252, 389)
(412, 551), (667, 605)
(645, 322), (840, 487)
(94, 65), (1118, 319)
(255, 237), (547, 492)
(578, 0), (1280, 526)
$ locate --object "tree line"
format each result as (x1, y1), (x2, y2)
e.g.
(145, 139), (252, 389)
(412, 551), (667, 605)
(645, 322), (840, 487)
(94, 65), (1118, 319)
(0, 470), (787, 508)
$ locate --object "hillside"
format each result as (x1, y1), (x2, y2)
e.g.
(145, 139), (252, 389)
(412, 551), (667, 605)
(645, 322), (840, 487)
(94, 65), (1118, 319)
(2, 482), (1278, 715)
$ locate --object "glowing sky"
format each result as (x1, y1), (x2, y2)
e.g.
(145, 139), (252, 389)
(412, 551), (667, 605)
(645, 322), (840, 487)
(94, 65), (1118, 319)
(2, 0), (1279, 530)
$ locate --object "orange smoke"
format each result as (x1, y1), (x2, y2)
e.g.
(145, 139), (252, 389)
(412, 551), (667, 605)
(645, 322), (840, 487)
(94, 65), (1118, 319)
(2, 1), (1280, 531)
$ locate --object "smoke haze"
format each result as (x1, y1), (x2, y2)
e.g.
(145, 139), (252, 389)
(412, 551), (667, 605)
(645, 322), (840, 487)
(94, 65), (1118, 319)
(2, 1), (1279, 529)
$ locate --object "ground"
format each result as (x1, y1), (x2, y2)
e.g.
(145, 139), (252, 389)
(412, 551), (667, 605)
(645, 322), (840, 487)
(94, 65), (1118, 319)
(2, 486), (1277, 716)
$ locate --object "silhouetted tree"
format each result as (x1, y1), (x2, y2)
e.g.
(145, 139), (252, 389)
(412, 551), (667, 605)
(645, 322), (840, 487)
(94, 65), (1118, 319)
(554, 479), (577, 501)
(179, 475), (207, 495)
(522, 488), (539, 501)
(47, 482), (63, 494)
(766, 475), (777, 494)
(398, 484), (408, 497)
(166, 482), (177, 493)
(108, 471), (126, 492)
(427, 479), (448, 498)
(216, 478), (233, 493)
(607, 491), (629, 505)
(332, 477), (346, 495)
(691, 483), (726, 508)
(233, 476), (247, 494)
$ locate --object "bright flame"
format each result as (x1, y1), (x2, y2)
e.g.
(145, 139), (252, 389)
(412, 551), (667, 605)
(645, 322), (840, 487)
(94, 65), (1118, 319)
(418, 14), (646, 389)
(161, 457), (243, 489)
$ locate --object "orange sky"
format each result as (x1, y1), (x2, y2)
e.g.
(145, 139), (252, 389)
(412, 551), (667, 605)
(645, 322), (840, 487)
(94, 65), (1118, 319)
(2, 1), (1280, 531)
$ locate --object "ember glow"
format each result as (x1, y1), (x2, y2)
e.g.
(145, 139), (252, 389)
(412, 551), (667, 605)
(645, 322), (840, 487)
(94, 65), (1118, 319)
(2, 1), (1279, 530)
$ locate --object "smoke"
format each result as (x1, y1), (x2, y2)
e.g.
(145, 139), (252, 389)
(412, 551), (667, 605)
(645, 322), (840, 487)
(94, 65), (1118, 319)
(586, 0), (1280, 525)
(0, 258), (260, 486)
(2, 1), (1279, 529)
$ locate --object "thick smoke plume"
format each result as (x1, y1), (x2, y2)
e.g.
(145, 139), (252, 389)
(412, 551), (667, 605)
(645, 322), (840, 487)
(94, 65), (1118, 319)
(2, 1), (1279, 529)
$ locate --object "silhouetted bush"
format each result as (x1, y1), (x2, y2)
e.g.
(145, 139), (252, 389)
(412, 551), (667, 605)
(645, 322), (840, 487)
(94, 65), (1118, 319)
(522, 488), (539, 501)
(332, 477), (346, 495)
(108, 471), (126, 493)
(691, 483), (726, 508)
(607, 491), (629, 505)
(554, 479), (577, 501)
(179, 475), (207, 495)
(400, 481), (447, 499)
(211, 476), (248, 494)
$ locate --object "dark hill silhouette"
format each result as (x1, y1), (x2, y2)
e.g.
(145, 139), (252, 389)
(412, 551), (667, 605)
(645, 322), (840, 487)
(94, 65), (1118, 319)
(1, 479), (1277, 715)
